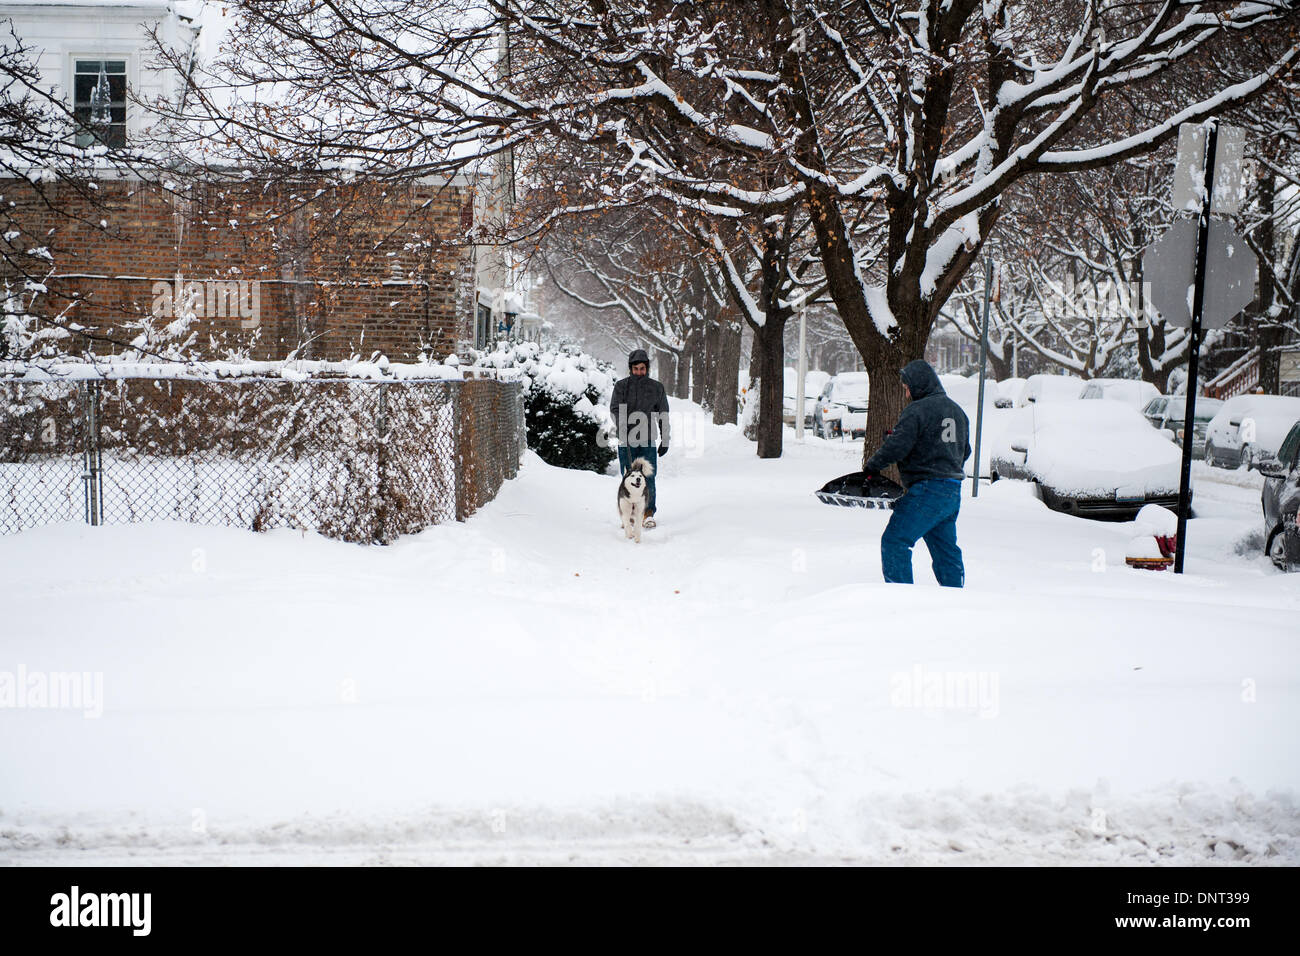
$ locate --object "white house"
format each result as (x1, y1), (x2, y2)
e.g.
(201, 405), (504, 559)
(0, 0), (205, 149)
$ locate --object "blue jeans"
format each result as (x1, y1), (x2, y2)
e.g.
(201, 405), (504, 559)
(617, 445), (658, 516)
(880, 479), (964, 587)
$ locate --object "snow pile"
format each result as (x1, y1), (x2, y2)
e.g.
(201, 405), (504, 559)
(1135, 504), (1179, 536)
(0, 408), (1296, 865)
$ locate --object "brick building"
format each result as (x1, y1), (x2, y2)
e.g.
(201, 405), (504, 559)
(0, 0), (502, 362)
(6, 172), (478, 362)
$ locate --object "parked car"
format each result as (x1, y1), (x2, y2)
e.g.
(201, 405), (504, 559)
(1079, 378), (1161, 409)
(1203, 394), (1300, 470)
(938, 373), (1000, 412)
(1141, 395), (1224, 459)
(1259, 420), (1300, 571)
(1017, 373), (1085, 406)
(813, 372), (869, 438)
(783, 368), (831, 426)
(989, 401), (1184, 519)
(995, 377), (1027, 408)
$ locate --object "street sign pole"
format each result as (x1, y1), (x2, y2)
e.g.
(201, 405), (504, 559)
(795, 296), (807, 442)
(973, 258), (992, 498)
(1174, 121), (1219, 574)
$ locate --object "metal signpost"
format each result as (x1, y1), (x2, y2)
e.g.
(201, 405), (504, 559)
(1141, 120), (1255, 573)
(972, 258), (993, 498)
(795, 295), (808, 441)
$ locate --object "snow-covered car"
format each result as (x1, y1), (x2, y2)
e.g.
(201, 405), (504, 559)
(1079, 378), (1161, 409)
(989, 400), (1185, 519)
(995, 377), (1027, 408)
(1141, 395), (1224, 459)
(1259, 420), (1300, 571)
(1203, 394), (1300, 470)
(1017, 373), (1085, 406)
(813, 372), (869, 438)
(938, 373), (1000, 412)
(783, 368), (830, 426)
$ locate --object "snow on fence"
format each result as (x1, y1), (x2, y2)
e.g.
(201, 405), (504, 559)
(0, 366), (526, 543)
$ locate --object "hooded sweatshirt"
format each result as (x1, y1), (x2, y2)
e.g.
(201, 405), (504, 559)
(610, 349), (671, 447)
(864, 360), (970, 487)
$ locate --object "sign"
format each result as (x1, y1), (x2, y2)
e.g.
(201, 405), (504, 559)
(1281, 348), (1300, 384)
(1142, 218), (1256, 329)
(1172, 124), (1247, 215)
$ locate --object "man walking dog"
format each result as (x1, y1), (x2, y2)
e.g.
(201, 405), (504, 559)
(610, 349), (670, 528)
(863, 360), (970, 587)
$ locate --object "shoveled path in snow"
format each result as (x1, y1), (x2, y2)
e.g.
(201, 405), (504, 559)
(1, 404), (1297, 864)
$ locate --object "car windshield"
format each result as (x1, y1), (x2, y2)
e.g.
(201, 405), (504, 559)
(833, 383), (868, 403)
(1167, 398), (1224, 423)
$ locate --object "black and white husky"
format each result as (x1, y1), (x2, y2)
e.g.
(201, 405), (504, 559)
(617, 457), (654, 543)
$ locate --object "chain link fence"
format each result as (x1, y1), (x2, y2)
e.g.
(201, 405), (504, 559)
(0, 374), (525, 543)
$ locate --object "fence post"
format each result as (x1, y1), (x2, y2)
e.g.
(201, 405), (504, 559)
(375, 382), (389, 542)
(79, 382), (103, 526)
(453, 380), (466, 522)
(512, 382), (522, 470)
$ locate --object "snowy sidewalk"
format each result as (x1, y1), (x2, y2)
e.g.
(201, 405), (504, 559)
(1, 404), (1297, 864)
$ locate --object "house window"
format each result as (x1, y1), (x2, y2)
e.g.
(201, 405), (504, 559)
(74, 59), (127, 148)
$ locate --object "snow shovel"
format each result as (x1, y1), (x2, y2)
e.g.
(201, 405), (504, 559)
(815, 471), (905, 510)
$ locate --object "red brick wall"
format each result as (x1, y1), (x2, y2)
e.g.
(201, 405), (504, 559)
(2, 176), (472, 361)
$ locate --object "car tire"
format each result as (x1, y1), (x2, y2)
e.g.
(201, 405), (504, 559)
(1205, 442), (1219, 468)
(1267, 527), (1290, 570)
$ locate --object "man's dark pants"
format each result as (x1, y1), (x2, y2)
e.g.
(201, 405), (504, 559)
(880, 478), (964, 586)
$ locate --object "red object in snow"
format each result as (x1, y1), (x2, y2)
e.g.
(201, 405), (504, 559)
(1154, 534), (1177, 558)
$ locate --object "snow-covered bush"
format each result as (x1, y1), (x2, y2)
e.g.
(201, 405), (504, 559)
(469, 340), (616, 473)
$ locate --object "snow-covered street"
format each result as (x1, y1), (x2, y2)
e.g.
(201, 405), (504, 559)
(1, 403), (1297, 865)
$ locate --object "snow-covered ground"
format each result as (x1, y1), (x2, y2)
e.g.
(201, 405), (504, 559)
(1, 402), (1297, 865)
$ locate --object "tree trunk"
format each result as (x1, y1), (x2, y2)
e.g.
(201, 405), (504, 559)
(653, 348), (670, 387)
(983, 347), (1010, 383)
(712, 312), (741, 425)
(690, 328), (706, 404)
(1255, 168), (1281, 395)
(701, 319), (720, 411)
(862, 348), (909, 478)
(751, 316), (787, 458)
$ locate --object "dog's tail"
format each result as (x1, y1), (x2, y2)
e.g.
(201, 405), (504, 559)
(630, 457), (654, 477)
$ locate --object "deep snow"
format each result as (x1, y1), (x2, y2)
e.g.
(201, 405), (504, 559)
(1, 402), (1297, 865)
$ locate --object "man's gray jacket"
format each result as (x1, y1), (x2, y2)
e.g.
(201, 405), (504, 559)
(610, 374), (670, 448)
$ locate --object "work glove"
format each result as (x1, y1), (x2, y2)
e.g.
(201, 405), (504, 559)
(657, 445), (669, 457)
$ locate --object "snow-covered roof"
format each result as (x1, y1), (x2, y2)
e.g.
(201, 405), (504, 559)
(0, 1), (176, 9)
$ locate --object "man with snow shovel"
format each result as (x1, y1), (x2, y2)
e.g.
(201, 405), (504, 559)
(863, 360), (970, 587)
(610, 348), (671, 528)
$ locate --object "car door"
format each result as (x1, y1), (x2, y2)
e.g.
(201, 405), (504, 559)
(1264, 422), (1300, 532)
